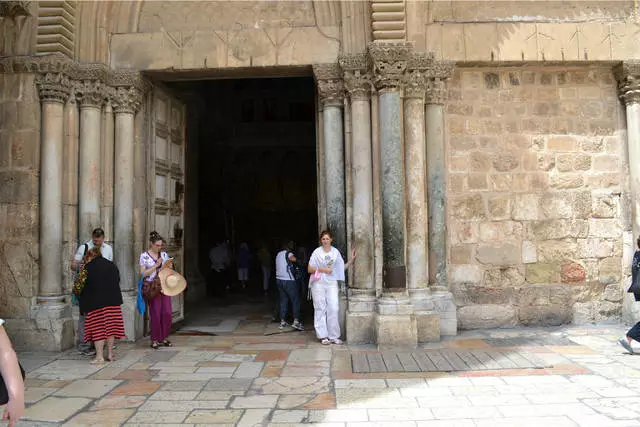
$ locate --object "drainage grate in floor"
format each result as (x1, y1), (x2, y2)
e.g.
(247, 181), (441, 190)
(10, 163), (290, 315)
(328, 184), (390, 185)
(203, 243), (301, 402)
(351, 350), (552, 373)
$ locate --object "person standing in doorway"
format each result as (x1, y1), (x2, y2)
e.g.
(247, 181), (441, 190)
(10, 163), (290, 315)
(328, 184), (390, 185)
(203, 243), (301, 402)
(71, 227), (113, 356)
(237, 242), (251, 290)
(208, 238), (231, 296)
(140, 231), (174, 350)
(308, 230), (356, 345)
(275, 241), (304, 331)
(258, 243), (272, 295)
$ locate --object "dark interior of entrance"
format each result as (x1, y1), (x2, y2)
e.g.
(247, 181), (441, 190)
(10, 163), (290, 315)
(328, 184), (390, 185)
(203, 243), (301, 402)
(169, 76), (318, 301)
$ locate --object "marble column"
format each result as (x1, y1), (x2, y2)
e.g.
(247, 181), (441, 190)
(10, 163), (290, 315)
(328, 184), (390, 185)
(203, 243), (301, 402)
(101, 98), (115, 246)
(425, 78), (447, 292)
(111, 86), (141, 292)
(369, 42), (416, 347)
(77, 81), (104, 237)
(313, 64), (346, 253)
(616, 62), (640, 324)
(341, 55), (376, 343)
(404, 70), (429, 307)
(62, 89), (79, 288)
(425, 73), (457, 336)
(35, 71), (73, 349)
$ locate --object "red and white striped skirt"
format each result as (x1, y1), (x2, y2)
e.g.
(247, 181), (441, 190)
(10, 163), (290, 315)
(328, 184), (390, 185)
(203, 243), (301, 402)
(84, 306), (126, 342)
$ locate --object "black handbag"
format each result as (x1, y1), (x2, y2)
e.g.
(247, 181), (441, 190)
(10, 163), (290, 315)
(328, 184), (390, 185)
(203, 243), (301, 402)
(286, 252), (305, 283)
(0, 362), (25, 405)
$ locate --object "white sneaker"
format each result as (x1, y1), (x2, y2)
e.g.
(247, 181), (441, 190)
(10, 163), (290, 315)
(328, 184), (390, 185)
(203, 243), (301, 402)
(291, 320), (304, 331)
(330, 338), (344, 345)
(279, 321), (289, 330)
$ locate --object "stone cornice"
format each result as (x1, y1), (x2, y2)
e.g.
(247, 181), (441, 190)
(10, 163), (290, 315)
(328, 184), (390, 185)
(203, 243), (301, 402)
(313, 63), (344, 107)
(0, 55), (146, 106)
(614, 61), (640, 106)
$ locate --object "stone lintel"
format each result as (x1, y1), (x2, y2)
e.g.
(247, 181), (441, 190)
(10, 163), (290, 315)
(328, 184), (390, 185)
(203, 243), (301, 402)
(615, 61), (640, 105)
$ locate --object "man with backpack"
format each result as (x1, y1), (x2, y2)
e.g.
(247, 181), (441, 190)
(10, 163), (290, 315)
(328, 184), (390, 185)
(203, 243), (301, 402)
(274, 240), (304, 331)
(71, 228), (113, 355)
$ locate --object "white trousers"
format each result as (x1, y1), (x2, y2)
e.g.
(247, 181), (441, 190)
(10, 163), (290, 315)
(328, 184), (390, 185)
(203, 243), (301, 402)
(311, 277), (340, 340)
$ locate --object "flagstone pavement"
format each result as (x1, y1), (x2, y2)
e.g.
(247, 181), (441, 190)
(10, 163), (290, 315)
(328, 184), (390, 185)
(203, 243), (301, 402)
(13, 318), (640, 427)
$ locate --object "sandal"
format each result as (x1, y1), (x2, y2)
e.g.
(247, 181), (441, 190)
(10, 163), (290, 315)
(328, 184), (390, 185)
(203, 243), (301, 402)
(321, 338), (331, 345)
(90, 358), (106, 365)
(151, 342), (159, 350)
(162, 339), (173, 347)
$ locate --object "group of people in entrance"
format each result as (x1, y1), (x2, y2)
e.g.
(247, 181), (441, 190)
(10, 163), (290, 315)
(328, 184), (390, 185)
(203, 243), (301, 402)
(71, 228), (187, 364)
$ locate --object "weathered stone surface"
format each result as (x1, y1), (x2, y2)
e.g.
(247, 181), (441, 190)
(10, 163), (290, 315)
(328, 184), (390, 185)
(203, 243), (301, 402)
(522, 240), (537, 264)
(451, 194), (485, 220)
(479, 221), (522, 242)
(525, 263), (561, 283)
(512, 194), (539, 220)
(560, 262), (586, 284)
(529, 219), (588, 240)
(592, 193), (617, 218)
(450, 264), (483, 283)
(589, 218), (621, 238)
(540, 192), (573, 219)
(599, 257), (621, 284)
(491, 152), (519, 171)
(537, 240), (578, 262)
(603, 284), (623, 302)
(0, 171), (37, 203)
(483, 266), (524, 287)
(458, 304), (517, 329)
(475, 242), (520, 265)
(577, 238), (614, 259)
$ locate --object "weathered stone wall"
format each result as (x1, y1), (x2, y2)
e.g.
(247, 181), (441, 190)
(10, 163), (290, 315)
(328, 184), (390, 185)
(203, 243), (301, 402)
(0, 73), (40, 321)
(446, 66), (627, 328)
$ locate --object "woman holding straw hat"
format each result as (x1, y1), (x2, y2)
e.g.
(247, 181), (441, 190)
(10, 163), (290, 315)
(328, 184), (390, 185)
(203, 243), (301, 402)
(75, 247), (125, 364)
(140, 231), (186, 349)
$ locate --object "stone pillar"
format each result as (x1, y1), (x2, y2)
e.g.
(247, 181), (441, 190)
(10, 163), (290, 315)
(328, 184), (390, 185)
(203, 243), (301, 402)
(111, 83), (142, 340)
(404, 62), (440, 342)
(369, 42), (416, 347)
(313, 64), (346, 254)
(101, 97), (115, 246)
(616, 62), (640, 324)
(77, 80), (104, 237)
(35, 70), (74, 350)
(425, 69), (457, 336)
(341, 54), (376, 343)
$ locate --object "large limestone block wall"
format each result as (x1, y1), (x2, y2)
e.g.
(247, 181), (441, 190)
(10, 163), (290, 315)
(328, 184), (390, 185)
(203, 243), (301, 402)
(0, 73), (40, 325)
(446, 66), (628, 329)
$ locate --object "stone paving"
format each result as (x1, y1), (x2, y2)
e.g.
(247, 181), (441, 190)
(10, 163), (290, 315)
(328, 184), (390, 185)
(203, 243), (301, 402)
(14, 313), (640, 426)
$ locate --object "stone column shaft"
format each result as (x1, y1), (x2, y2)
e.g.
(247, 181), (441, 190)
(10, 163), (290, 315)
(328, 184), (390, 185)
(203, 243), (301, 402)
(628, 102), (640, 237)
(404, 83), (429, 304)
(378, 89), (406, 289)
(101, 102), (115, 245)
(79, 105), (102, 236)
(426, 80), (447, 291)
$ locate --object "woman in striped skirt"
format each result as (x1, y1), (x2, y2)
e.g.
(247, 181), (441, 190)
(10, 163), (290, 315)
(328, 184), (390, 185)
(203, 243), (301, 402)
(77, 247), (125, 364)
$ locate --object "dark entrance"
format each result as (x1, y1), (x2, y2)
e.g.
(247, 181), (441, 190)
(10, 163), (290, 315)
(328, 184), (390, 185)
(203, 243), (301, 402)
(168, 76), (318, 316)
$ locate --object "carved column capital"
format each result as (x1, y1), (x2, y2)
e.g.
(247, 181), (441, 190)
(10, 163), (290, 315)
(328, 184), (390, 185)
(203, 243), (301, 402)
(339, 53), (372, 100)
(0, 1), (31, 17)
(425, 78), (448, 105)
(76, 80), (106, 108)
(615, 61), (640, 106)
(111, 86), (142, 114)
(368, 42), (412, 91)
(313, 63), (344, 107)
(35, 72), (72, 104)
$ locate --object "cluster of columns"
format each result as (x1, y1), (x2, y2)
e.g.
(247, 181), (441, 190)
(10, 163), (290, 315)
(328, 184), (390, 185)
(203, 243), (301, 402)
(34, 58), (143, 343)
(313, 43), (456, 345)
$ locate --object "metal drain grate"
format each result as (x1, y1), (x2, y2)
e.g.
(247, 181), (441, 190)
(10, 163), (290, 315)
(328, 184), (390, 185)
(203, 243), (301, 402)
(351, 350), (552, 373)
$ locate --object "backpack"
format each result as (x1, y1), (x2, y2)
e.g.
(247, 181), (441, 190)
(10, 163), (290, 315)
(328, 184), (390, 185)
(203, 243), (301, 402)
(286, 252), (305, 283)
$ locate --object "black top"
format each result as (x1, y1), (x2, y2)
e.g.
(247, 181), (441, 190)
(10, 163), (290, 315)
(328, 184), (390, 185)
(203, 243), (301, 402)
(80, 256), (123, 314)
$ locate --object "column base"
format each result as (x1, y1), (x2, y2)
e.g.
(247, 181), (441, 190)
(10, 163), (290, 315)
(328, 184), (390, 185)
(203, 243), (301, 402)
(375, 293), (417, 348)
(432, 290), (457, 336)
(346, 311), (376, 344)
(415, 311), (440, 342)
(9, 298), (75, 351)
(121, 291), (144, 341)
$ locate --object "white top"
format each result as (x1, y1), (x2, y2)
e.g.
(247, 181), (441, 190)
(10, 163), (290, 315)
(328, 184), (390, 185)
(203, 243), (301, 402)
(74, 240), (113, 262)
(139, 251), (171, 282)
(309, 246), (345, 282)
(0, 319), (4, 326)
(275, 250), (295, 280)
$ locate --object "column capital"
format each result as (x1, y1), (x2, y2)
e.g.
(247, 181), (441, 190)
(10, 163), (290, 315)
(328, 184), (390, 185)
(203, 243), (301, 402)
(425, 78), (448, 105)
(76, 80), (106, 108)
(313, 63), (344, 107)
(615, 61), (640, 105)
(339, 53), (372, 100)
(368, 41), (412, 91)
(111, 86), (142, 114)
(35, 72), (72, 104)
(0, 1), (31, 17)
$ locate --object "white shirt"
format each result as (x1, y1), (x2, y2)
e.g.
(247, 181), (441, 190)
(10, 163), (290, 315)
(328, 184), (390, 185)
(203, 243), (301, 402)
(275, 250), (295, 280)
(74, 240), (113, 262)
(0, 319), (4, 326)
(309, 246), (345, 282)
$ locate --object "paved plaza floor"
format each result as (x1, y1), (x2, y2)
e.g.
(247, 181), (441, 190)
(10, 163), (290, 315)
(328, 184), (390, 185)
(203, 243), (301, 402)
(13, 297), (640, 427)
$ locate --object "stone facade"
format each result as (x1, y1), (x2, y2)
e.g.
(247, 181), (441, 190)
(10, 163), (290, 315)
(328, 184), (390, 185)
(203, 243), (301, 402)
(0, 1), (639, 349)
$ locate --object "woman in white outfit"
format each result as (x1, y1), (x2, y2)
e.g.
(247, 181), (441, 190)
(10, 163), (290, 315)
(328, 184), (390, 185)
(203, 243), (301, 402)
(308, 230), (356, 345)
(0, 319), (24, 427)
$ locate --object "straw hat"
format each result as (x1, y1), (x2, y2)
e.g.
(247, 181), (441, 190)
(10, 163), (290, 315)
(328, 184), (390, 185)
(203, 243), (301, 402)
(158, 268), (187, 296)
